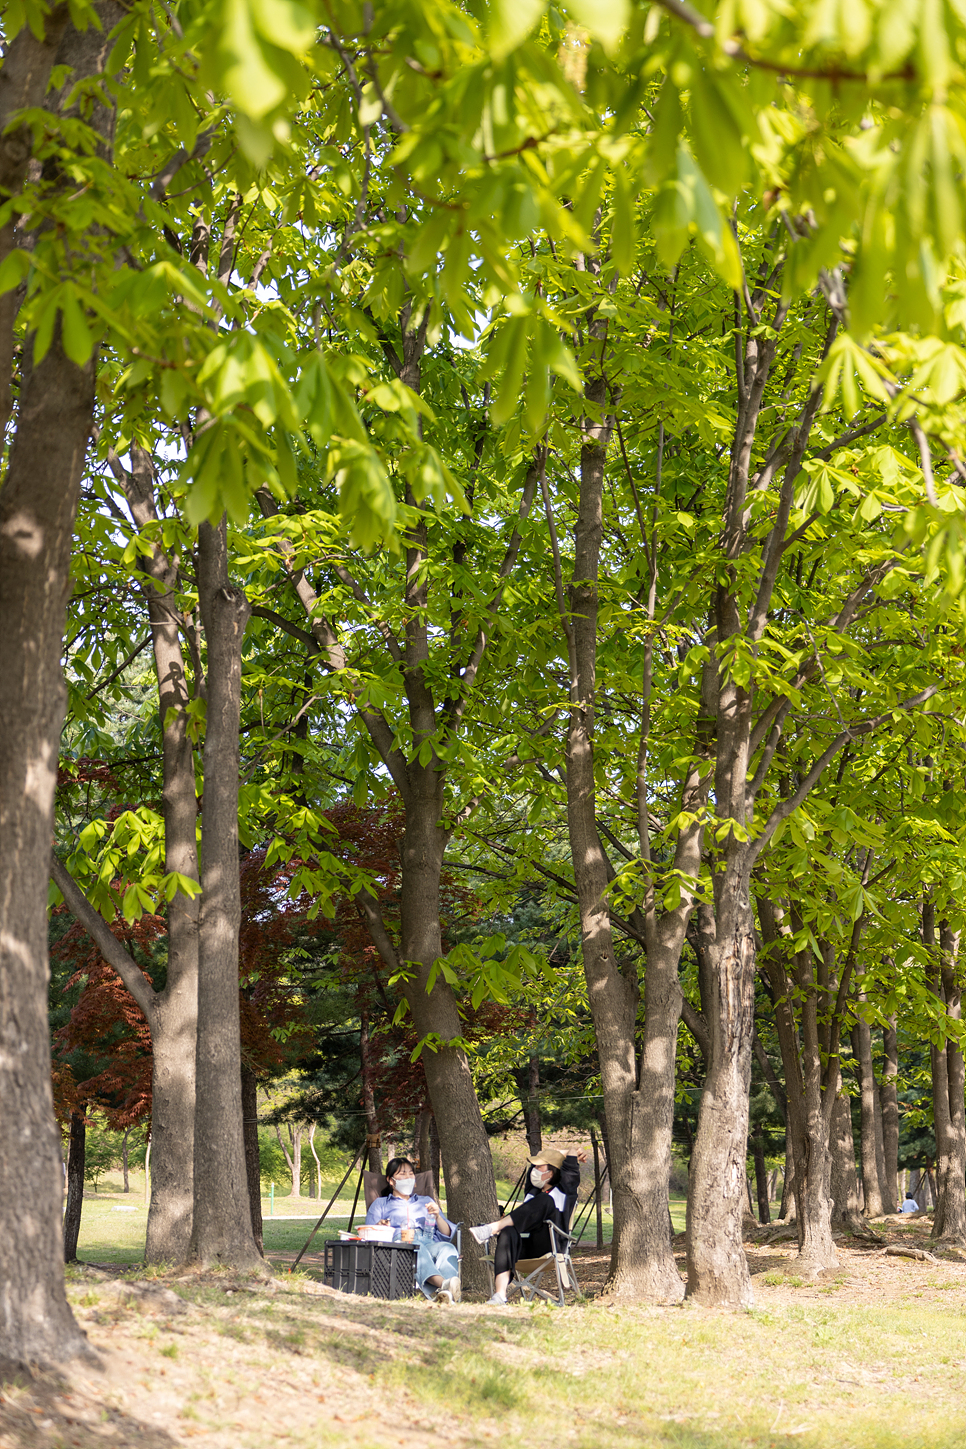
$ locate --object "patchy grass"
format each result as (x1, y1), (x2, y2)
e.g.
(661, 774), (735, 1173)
(2, 1234), (964, 1449)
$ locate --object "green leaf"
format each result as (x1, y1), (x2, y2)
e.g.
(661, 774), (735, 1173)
(567, 0), (629, 50)
(488, 0), (546, 56)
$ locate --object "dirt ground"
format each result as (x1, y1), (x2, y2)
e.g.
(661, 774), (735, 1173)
(1, 1216), (963, 1449)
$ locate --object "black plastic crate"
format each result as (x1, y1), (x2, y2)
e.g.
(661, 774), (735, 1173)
(323, 1241), (418, 1300)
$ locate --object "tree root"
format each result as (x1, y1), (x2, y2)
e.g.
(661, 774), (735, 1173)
(879, 1245), (941, 1265)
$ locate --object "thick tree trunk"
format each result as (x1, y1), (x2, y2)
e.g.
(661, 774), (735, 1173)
(188, 519), (261, 1270)
(241, 1064), (263, 1252)
(852, 1005), (886, 1218)
(0, 117), (105, 1363)
(62, 1113), (86, 1264)
(124, 446), (200, 1263)
(561, 370), (693, 1304)
(880, 1017), (899, 1213)
(686, 883), (757, 1306)
(830, 1090), (865, 1232)
(400, 814), (498, 1290)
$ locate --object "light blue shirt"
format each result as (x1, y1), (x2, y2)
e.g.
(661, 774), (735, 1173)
(365, 1193), (452, 1242)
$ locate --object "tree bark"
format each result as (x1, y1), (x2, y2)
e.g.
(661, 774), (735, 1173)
(932, 922), (966, 1244)
(415, 1106), (432, 1173)
(880, 1016), (899, 1213)
(852, 1000), (886, 1218)
(188, 518), (262, 1270)
(118, 446), (200, 1262)
(241, 1064), (263, 1252)
(0, 6), (119, 1361)
(591, 1126), (604, 1248)
(830, 1089), (865, 1232)
(686, 883), (757, 1305)
(751, 1128), (770, 1224)
(517, 1036), (543, 1154)
(360, 1012), (381, 1173)
(556, 358), (705, 1304)
(62, 1113), (86, 1264)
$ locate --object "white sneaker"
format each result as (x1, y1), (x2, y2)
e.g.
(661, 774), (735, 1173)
(486, 1293), (507, 1305)
(470, 1224), (495, 1245)
(435, 1276), (461, 1305)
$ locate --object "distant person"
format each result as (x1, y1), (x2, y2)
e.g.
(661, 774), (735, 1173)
(900, 1194), (920, 1213)
(470, 1146), (586, 1305)
(366, 1157), (461, 1303)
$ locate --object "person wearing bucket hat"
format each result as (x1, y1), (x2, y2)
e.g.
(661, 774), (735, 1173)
(469, 1145), (587, 1304)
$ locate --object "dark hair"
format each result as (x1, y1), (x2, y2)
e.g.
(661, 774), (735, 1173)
(386, 1157), (415, 1180)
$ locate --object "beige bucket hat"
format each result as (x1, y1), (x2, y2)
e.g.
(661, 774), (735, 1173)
(527, 1148), (566, 1169)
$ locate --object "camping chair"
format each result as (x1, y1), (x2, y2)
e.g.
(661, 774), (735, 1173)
(482, 1213), (582, 1306)
(362, 1171), (462, 1298)
(507, 1221), (581, 1306)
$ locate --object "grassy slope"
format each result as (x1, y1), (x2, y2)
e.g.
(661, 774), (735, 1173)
(1, 1254), (963, 1449)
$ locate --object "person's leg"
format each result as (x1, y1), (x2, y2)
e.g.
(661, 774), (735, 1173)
(416, 1242), (440, 1297)
(492, 1225), (523, 1299)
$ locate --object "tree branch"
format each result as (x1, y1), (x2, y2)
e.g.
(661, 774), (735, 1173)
(50, 855), (157, 1023)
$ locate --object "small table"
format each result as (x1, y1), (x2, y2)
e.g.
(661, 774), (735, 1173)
(323, 1239), (419, 1300)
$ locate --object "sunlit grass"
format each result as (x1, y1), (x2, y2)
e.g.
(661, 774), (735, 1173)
(57, 1267), (966, 1449)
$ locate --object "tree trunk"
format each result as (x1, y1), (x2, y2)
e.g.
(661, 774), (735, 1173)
(121, 1127), (131, 1193)
(518, 1041), (543, 1155)
(751, 1129), (770, 1224)
(62, 1113), (86, 1264)
(591, 1127), (604, 1248)
(429, 1111), (441, 1200)
(400, 814), (498, 1290)
(289, 1125), (303, 1197)
(415, 1106), (432, 1173)
(241, 1064), (263, 1252)
(880, 1017), (899, 1213)
(122, 446), (200, 1263)
(144, 993), (196, 1262)
(686, 882), (757, 1306)
(0, 10), (118, 1362)
(779, 1131), (797, 1221)
(188, 518), (261, 1270)
(830, 1090), (865, 1232)
(560, 368), (697, 1304)
(932, 923), (966, 1244)
(852, 1012), (886, 1219)
(307, 1123), (323, 1199)
(360, 1012), (382, 1173)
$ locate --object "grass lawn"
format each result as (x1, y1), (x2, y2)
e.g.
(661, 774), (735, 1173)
(2, 1230), (964, 1449)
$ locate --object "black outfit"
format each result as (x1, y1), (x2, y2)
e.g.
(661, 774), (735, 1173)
(493, 1155), (580, 1277)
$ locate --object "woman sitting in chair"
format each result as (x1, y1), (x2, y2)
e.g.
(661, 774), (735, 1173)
(365, 1157), (461, 1304)
(470, 1146), (586, 1305)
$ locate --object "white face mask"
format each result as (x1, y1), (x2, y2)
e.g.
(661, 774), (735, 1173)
(530, 1168), (547, 1187)
(392, 1177), (415, 1196)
